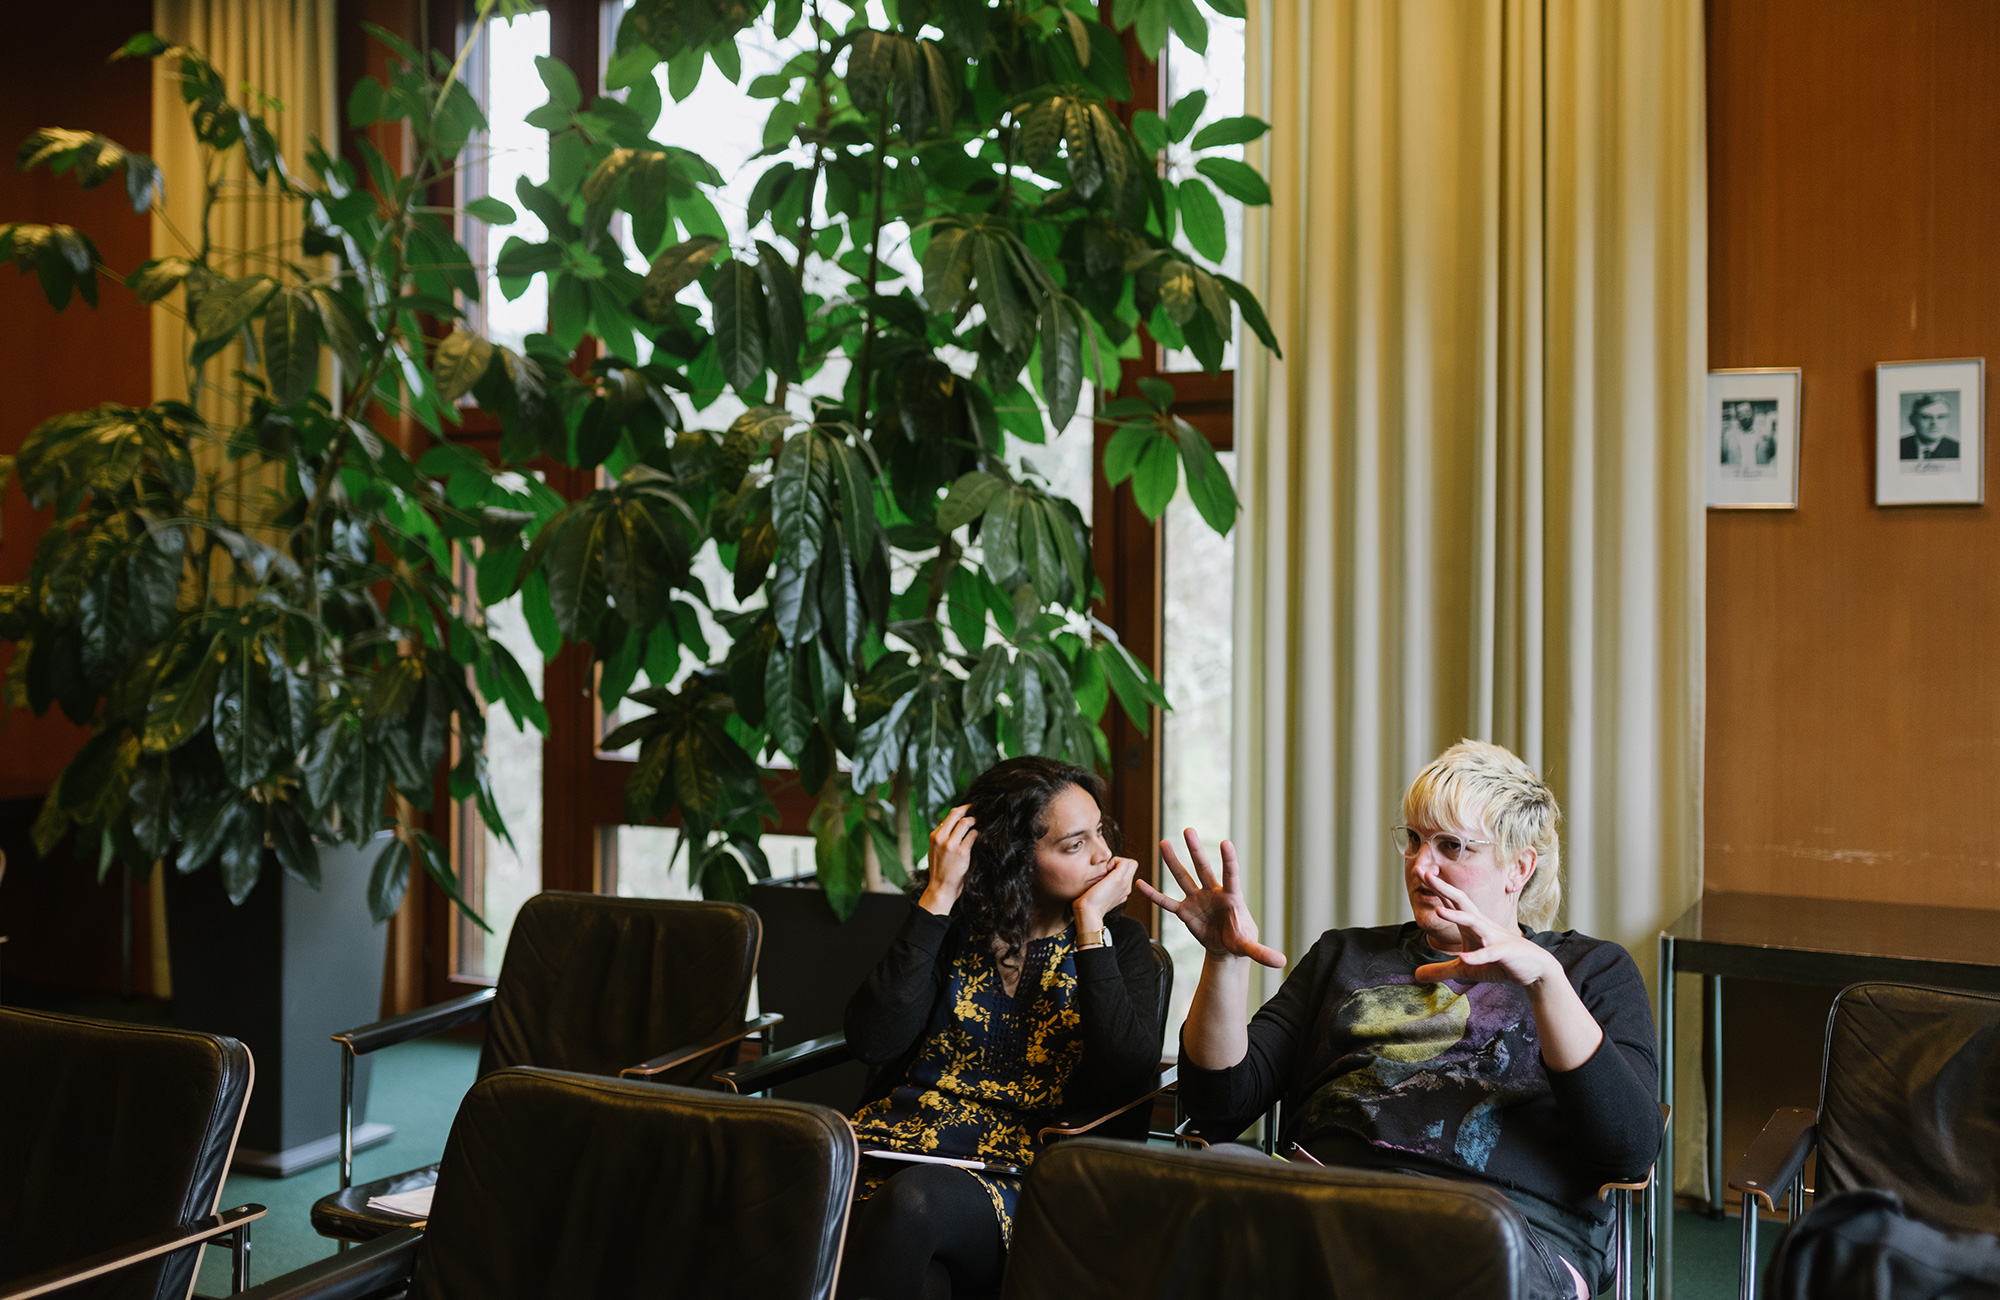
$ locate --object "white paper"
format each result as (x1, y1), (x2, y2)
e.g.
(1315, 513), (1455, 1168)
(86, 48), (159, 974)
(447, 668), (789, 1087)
(860, 1147), (1017, 1173)
(365, 1186), (435, 1220)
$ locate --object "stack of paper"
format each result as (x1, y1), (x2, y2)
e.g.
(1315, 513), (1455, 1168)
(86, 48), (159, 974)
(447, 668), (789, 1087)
(364, 1186), (435, 1222)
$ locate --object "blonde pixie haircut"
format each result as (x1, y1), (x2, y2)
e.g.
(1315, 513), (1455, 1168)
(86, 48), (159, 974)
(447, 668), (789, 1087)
(1401, 739), (1562, 932)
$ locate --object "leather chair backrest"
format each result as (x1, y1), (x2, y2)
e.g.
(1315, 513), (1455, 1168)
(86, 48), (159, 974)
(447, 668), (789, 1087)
(0, 1007), (251, 1300)
(1001, 1139), (1531, 1300)
(1818, 981), (2000, 1234)
(479, 892), (760, 1084)
(413, 1067), (857, 1300)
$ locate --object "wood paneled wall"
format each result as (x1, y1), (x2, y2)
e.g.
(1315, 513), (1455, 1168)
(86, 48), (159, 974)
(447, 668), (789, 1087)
(1706, 0), (2000, 909)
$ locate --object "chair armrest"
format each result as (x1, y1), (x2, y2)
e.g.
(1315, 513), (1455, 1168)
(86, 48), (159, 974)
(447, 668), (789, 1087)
(230, 1227), (421, 1300)
(620, 1012), (784, 1080)
(1036, 1065), (1178, 1143)
(1170, 1115), (1212, 1149)
(332, 988), (496, 1057)
(713, 1032), (855, 1094)
(0, 1205), (266, 1300)
(1727, 1106), (1818, 1213)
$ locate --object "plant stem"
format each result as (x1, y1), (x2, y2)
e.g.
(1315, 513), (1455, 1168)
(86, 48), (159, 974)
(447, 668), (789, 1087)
(772, 3), (832, 410)
(849, 98), (895, 439)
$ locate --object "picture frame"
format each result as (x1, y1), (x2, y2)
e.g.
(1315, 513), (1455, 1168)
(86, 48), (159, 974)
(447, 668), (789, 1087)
(1706, 367), (1802, 509)
(1875, 358), (1984, 507)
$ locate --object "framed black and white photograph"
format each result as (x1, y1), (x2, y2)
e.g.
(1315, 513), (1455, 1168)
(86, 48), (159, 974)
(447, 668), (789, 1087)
(1706, 367), (1801, 509)
(1875, 358), (1984, 506)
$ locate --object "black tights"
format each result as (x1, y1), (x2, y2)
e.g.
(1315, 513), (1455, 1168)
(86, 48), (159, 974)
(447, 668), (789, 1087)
(835, 1164), (1006, 1300)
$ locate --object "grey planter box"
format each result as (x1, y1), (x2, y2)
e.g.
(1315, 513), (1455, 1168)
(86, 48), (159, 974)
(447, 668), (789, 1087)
(164, 837), (394, 1176)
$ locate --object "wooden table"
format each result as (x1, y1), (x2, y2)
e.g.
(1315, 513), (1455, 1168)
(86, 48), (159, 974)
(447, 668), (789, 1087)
(1655, 891), (2000, 1297)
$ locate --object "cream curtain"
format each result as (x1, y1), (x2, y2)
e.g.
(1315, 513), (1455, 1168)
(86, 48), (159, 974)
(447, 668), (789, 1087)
(1233, 0), (1707, 1192)
(146, 0), (338, 1000)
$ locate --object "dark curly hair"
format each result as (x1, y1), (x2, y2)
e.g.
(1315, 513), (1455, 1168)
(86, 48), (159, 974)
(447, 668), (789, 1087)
(913, 756), (1115, 962)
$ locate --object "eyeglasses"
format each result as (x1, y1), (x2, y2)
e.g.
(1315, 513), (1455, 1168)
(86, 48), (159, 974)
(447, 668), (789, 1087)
(1390, 826), (1492, 862)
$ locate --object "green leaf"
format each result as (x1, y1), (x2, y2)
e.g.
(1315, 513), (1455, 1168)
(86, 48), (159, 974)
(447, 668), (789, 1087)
(755, 239), (806, 381)
(1173, 418), (1239, 534)
(1165, 0), (1208, 54)
(192, 275), (276, 342)
(270, 802), (320, 887)
(367, 835), (410, 923)
(920, 225), (975, 315)
(465, 195), (516, 225)
(1131, 109), (1169, 156)
(1191, 114), (1270, 150)
(1216, 272), (1281, 356)
(937, 471), (1004, 532)
(971, 233), (1028, 353)
(432, 329), (495, 405)
(312, 288), (372, 374)
(143, 634), (225, 754)
(1094, 637), (1165, 736)
(1176, 177), (1227, 262)
(711, 258), (767, 394)
(1195, 156), (1272, 206)
(125, 256), (192, 304)
(639, 234), (724, 322)
(1131, 433), (1181, 519)
(262, 288), (321, 407)
(1039, 296), (1083, 430)
(1167, 89), (1208, 143)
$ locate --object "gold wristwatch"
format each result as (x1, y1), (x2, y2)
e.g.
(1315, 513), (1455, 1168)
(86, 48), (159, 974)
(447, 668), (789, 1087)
(1077, 927), (1112, 950)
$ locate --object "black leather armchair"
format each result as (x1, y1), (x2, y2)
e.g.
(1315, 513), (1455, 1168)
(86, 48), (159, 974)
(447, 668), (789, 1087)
(314, 892), (779, 1242)
(1725, 981), (2000, 1300)
(1000, 1137), (1534, 1299)
(715, 939), (1178, 1147)
(0, 1007), (265, 1300)
(239, 1067), (858, 1300)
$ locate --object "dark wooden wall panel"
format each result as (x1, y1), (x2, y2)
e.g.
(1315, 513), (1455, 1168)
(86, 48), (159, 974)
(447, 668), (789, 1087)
(1706, 0), (2000, 910)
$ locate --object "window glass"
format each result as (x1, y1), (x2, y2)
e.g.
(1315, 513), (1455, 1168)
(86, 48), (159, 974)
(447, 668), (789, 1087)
(602, 826), (816, 898)
(1160, 17), (1247, 373)
(455, 587), (546, 980)
(463, 10), (552, 354)
(1158, 451), (1235, 1048)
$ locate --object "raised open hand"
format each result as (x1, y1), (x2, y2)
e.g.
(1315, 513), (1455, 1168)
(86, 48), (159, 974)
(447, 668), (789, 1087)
(918, 805), (976, 917)
(1409, 867), (1561, 988)
(1135, 830), (1286, 969)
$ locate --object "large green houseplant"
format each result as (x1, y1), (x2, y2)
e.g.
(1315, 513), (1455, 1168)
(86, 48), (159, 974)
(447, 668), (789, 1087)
(0, 0), (1276, 928)
(477, 0), (1279, 915)
(0, 23), (543, 920)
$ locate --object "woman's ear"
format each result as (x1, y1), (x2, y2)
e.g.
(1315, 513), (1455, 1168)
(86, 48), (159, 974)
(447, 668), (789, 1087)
(1504, 847), (1537, 895)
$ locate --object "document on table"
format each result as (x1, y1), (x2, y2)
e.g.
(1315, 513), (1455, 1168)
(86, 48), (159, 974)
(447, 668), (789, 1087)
(365, 1186), (435, 1221)
(859, 1148), (1023, 1176)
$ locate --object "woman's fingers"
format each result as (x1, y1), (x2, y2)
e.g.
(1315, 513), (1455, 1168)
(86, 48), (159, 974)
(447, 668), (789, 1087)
(930, 804), (969, 846)
(1242, 938), (1289, 969)
(1219, 839), (1243, 897)
(1158, 838), (1201, 896)
(1133, 877), (1183, 916)
(1184, 829), (1222, 891)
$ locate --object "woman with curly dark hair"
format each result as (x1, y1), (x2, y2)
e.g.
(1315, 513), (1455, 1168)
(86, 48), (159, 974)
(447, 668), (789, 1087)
(835, 755), (1162, 1300)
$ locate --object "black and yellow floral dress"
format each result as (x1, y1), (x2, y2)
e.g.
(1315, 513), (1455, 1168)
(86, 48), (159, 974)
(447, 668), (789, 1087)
(844, 903), (1161, 1246)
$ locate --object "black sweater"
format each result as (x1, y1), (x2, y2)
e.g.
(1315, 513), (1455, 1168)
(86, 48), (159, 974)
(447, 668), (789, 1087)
(844, 903), (1162, 1114)
(1179, 923), (1659, 1279)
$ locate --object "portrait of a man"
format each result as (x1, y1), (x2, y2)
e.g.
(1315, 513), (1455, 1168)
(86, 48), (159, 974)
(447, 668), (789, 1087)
(1719, 398), (1778, 474)
(1899, 392), (1961, 461)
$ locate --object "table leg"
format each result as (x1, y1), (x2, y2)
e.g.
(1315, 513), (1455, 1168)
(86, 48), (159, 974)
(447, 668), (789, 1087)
(1657, 933), (1676, 1300)
(1707, 974), (1724, 1219)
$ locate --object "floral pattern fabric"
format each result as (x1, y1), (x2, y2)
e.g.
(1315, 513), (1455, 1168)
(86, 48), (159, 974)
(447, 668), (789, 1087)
(850, 927), (1083, 1243)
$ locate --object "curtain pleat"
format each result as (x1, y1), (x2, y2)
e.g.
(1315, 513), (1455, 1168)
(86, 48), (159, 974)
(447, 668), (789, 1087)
(1236, 0), (1708, 1196)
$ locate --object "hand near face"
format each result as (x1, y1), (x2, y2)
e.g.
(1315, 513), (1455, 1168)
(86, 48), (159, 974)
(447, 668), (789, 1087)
(1073, 857), (1139, 932)
(918, 805), (976, 917)
(1409, 867), (1562, 988)
(1135, 830), (1286, 969)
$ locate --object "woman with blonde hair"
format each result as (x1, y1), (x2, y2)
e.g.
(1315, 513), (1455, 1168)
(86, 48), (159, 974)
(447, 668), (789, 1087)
(1141, 739), (1658, 1300)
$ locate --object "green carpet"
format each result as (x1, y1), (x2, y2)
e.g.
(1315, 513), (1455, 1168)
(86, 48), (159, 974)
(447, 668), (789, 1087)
(191, 1036), (481, 1293)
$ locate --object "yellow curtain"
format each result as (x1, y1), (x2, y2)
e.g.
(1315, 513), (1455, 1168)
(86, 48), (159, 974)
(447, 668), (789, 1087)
(1234, 0), (1707, 1193)
(147, 0), (338, 999)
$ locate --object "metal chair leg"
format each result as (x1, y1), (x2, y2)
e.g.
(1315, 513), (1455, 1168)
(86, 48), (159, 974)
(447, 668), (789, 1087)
(1613, 1188), (1632, 1300)
(1739, 1199), (1760, 1300)
(1642, 1178), (1657, 1300)
(231, 1219), (252, 1293)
